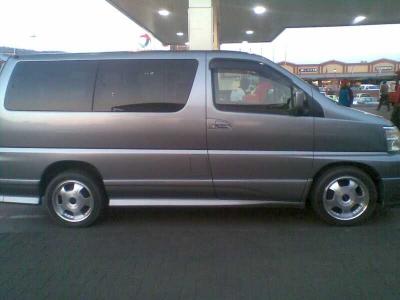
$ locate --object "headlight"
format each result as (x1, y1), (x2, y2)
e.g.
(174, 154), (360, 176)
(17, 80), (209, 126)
(384, 127), (400, 153)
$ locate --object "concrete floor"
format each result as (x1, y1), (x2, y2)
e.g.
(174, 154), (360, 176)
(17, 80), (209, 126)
(354, 104), (393, 121)
(1, 103), (398, 299)
(1, 204), (400, 299)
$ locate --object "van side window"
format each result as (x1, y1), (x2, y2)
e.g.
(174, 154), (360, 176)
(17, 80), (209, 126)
(5, 61), (97, 111)
(94, 59), (198, 112)
(212, 68), (306, 116)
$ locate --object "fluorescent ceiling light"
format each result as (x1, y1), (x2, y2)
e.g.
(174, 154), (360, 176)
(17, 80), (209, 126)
(353, 15), (366, 24)
(246, 30), (254, 35)
(176, 32), (184, 36)
(253, 6), (267, 15)
(158, 9), (170, 16)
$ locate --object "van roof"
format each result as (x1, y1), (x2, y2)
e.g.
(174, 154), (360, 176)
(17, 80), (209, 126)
(8, 50), (266, 62)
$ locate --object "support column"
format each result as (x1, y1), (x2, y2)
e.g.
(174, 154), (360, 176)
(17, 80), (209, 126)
(188, 0), (220, 50)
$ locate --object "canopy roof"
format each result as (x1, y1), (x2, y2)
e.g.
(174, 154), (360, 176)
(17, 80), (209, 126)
(107, 0), (400, 44)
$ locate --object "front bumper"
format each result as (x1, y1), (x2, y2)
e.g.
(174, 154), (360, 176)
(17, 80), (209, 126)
(381, 177), (400, 207)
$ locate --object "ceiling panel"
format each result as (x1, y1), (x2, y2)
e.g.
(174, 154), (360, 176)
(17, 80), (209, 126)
(107, 0), (400, 44)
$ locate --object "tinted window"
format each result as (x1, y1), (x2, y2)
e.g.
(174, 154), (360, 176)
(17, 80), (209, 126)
(94, 59), (198, 112)
(5, 60), (97, 111)
(213, 68), (307, 116)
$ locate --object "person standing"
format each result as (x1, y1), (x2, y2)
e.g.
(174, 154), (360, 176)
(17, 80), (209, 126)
(338, 81), (351, 107)
(391, 83), (400, 129)
(377, 81), (390, 111)
(347, 81), (354, 106)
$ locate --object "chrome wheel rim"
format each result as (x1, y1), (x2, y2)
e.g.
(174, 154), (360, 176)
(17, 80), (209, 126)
(323, 176), (369, 221)
(52, 180), (94, 223)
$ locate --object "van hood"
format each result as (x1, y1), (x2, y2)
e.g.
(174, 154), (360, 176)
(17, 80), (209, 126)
(315, 93), (392, 127)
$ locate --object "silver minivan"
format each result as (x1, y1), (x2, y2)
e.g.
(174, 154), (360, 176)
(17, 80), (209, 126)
(0, 51), (399, 227)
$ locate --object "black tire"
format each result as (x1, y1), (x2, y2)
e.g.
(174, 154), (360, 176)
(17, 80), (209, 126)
(44, 170), (106, 227)
(311, 166), (377, 226)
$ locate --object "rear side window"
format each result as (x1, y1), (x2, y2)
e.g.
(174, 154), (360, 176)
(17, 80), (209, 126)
(94, 59), (198, 112)
(5, 60), (97, 111)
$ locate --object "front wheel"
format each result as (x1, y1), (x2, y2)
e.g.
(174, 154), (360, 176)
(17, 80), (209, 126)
(44, 170), (106, 227)
(311, 167), (377, 225)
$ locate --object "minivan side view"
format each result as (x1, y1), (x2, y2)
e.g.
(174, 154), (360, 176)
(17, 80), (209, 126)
(0, 51), (399, 227)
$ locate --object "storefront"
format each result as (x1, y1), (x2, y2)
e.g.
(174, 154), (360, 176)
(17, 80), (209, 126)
(280, 59), (399, 79)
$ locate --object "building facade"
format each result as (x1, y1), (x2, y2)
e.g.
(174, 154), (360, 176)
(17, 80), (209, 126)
(279, 58), (400, 82)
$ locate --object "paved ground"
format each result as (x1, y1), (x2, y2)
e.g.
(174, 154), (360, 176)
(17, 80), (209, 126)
(1, 203), (399, 300)
(355, 104), (392, 120)
(1, 105), (398, 299)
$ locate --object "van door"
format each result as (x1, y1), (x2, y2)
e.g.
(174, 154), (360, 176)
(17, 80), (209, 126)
(89, 55), (214, 200)
(206, 57), (314, 202)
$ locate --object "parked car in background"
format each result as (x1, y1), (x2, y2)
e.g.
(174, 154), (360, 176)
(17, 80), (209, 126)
(360, 84), (380, 91)
(326, 94), (338, 102)
(353, 93), (379, 105)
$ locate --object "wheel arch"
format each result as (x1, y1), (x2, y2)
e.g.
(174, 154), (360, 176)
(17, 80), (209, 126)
(39, 160), (105, 197)
(307, 161), (381, 205)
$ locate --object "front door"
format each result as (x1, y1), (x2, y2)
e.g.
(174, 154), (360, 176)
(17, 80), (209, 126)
(206, 57), (314, 203)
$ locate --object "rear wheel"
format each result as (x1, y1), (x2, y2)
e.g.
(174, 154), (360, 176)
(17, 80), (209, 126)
(44, 170), (106, 227)
(311, 167), (377, 225)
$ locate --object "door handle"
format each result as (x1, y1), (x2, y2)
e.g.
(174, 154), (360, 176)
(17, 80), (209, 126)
(208, 119), (232, 130)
